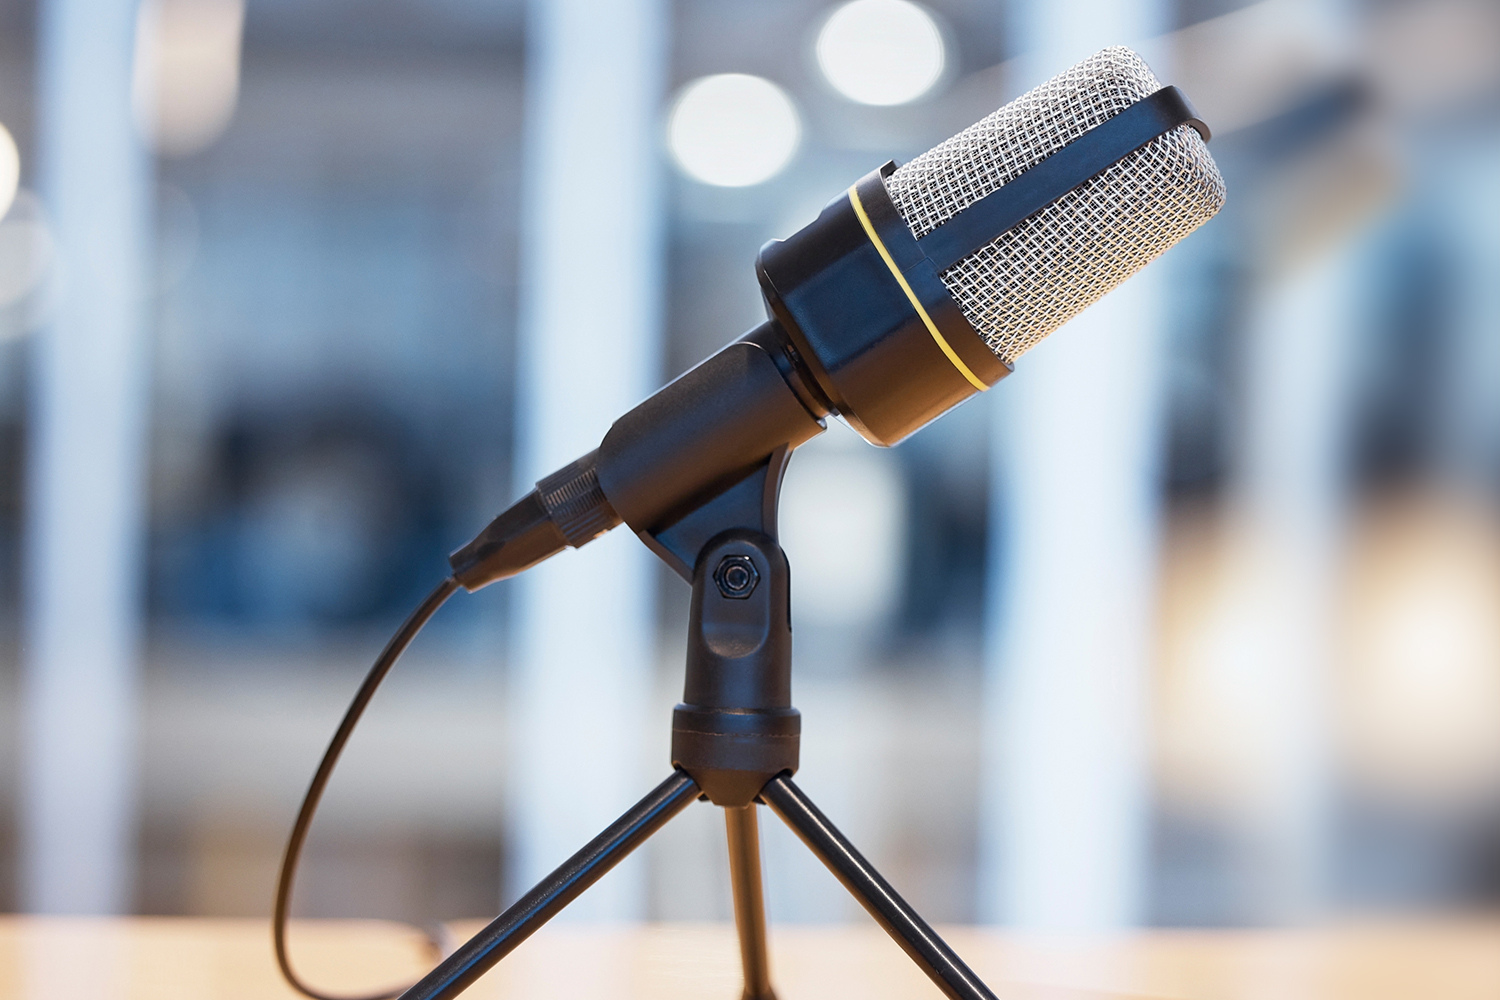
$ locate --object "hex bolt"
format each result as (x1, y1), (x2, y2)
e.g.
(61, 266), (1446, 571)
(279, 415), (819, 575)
(713, 554), (759, 599)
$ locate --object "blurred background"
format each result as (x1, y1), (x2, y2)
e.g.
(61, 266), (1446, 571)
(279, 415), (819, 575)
(1, 0), (1499, 938)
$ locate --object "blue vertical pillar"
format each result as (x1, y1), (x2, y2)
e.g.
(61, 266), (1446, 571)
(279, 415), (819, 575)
(1225, 247), (1355, 920)
(24, 0), (151, 913)
(509, 0), (667, 920)
(978, 0), (1169, 929)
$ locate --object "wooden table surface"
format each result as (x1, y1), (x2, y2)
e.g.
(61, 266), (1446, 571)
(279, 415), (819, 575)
(1, 917), (1497, 1000)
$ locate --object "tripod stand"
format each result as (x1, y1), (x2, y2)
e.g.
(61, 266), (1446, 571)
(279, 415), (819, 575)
(398, 451), (999, 1000)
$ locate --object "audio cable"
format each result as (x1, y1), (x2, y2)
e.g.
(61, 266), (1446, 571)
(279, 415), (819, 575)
(273, 577), (460, 1000)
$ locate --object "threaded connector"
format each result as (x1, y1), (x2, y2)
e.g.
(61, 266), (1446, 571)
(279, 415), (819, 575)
(448, 450), (623, 592)
(536, 451), (619, 547)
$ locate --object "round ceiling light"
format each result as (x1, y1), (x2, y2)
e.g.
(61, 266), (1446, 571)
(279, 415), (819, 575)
(816, 0), (945, 106)
(668, 73), (801, 187)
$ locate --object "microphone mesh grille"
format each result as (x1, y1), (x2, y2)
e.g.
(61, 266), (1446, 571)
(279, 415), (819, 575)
(885, 46), (1226, 365)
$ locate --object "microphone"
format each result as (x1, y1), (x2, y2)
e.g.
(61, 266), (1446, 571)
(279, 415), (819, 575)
(452, 46), (1226, 589)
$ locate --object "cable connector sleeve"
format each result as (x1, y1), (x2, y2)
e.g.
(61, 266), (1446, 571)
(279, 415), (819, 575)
(448, 451), (623, 592)
(535, 450), (620, 547)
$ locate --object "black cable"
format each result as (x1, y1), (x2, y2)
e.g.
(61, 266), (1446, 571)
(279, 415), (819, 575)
(274, 577), (461, 1000)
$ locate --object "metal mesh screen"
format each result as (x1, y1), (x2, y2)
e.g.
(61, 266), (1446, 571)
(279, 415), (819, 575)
(885, 46), (1226, 365)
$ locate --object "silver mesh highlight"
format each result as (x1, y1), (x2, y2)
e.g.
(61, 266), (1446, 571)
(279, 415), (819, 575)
(885, 46), (1226, 365)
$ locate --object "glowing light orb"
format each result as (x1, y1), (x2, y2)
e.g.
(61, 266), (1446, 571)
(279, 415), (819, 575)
(668, 74), (800, 187)
(816, 0), (945, 106)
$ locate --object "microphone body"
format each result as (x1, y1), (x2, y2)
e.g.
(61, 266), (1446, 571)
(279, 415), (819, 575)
(450, 47), (1226, 590)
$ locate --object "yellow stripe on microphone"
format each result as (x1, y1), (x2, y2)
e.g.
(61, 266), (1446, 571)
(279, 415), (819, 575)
(846, 184), (989, 393)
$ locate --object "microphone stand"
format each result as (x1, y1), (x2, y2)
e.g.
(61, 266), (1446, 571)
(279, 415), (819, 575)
(398, 448), (999, 1000)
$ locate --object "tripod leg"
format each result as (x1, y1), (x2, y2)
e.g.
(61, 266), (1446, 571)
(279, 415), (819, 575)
(725, 805), (777, 1000)
(398, 770), (699, 1000)
(760, 775), (999, 1000)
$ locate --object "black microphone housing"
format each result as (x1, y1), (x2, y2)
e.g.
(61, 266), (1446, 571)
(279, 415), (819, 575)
(449, 169), (1013, 589)
(595, 329), (826, 572)
(449, 82), (1216, 590)
(757, 163), (1011, 447)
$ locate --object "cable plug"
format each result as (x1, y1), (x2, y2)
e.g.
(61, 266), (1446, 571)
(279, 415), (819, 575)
(448, 450), (621, 591)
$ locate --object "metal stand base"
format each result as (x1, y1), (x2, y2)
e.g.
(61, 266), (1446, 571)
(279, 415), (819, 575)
(398, 770), (997, 1000)
(398, 771), (698, 1000)
(399, 459), (998, 1000)
(760, 776), (997, 1000)
(725, 804), (776, 1000)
